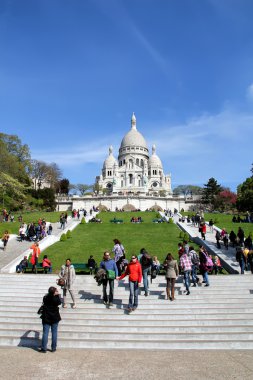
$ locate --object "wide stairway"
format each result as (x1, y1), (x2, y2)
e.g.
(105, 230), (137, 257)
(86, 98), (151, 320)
(0, 274), (253, 349)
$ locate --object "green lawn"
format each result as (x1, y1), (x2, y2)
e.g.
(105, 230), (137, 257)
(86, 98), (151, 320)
(43, 211), (196, 272)
(0, 211), (70, 236)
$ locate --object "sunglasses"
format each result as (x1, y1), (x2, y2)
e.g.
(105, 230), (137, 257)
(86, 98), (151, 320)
(131, 257), (137, 260)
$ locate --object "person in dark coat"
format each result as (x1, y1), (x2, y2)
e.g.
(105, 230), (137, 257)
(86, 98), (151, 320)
(40, 286), (61, 353)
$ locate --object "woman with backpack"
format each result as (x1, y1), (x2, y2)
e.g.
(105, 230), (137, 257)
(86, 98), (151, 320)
(199, 247), (211, 287)
(140, 250), (153, 296)
(112, 239), (125, 276)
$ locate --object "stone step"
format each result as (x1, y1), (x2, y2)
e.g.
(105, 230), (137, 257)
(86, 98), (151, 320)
(1, 323), (253, 333)
(2, 335), (253, 350)
(1, 310), (253, 319)
(1, 299), (253, 309)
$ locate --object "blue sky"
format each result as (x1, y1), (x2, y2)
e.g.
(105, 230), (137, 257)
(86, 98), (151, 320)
(1, 0), (253, 191)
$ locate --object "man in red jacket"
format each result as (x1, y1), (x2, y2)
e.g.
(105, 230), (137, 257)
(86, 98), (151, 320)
(117, 255), (142, 312)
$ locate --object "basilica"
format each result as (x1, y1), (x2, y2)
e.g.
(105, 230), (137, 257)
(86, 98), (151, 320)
(95, 113), (172, 196)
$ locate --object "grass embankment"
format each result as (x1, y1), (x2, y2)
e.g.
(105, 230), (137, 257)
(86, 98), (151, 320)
(0, 211), (68, 236)
(44, 211), (196, 272)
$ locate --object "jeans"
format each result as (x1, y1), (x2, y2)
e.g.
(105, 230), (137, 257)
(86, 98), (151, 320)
(63, 288), (75, 304)
(191, 265), (199, 284)
(202, 270), (209, 285)
(129, 281), (139, 308)
(102, 279), (114, 303)
(143, 267), (150, 295)
(239, 259), (245, 274)
(41, 322), (58, 351)
(183, 270), (191, 291)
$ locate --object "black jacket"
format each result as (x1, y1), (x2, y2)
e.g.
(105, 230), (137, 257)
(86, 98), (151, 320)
(41, 294), (61, 324)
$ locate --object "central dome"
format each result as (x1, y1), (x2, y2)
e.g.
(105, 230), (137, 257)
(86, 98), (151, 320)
(120, 113), (148, 150)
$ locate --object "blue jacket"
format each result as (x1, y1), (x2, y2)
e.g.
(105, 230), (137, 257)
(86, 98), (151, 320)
(100, 259), (118, 277)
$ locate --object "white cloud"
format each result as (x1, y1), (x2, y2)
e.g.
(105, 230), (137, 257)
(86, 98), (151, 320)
(247, 83), (253, 102)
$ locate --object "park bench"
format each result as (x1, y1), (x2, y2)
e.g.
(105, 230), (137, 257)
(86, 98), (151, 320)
(110, 219), (123, 224)
(152, 218), (164, 223)
(26, 263), (44, 273)
(72, 263), (97, 274)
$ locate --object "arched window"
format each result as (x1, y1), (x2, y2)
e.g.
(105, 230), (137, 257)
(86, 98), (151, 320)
(136, 158), (139, 166)
(129, 174), (133, 184)
(141, 159), (144, 167)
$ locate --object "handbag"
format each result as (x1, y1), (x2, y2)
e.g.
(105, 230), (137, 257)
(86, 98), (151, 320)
(106, 269), (116, 280)
(37, 304), (44, 315)
(57, 278), (65, 287)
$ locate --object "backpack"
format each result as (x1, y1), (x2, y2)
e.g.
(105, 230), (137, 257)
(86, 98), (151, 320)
(206, 255), (213, 268)
(190, 251), (199, 266)
(141, 254), (152, 268)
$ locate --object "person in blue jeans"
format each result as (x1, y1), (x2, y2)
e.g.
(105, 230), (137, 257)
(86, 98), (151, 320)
(117, 255), (142, 312)
(140, 250), (152, 296)
(100, 252), (118, 307)
(40, 286), (61, 353)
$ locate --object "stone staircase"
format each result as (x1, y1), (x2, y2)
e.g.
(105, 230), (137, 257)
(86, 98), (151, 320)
(0, 273), (253, 349)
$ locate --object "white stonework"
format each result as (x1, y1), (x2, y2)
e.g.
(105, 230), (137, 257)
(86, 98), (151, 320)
(95, 113), (172, 196)
(55, 113), (198, 212)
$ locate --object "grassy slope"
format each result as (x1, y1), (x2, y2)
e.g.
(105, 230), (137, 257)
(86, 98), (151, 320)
(43, 211), (194, 272)
(0, 212), (69, 236)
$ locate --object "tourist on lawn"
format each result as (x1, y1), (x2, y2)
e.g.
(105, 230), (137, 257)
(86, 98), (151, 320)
(59, 258), (76, 308)
(30, 242), (41, 273)
(140, 250), (152, 296)
(42, 255), (52, 274)
(117, 254), (142, 312)
(180, 250), (192, 295)
(40, 286), (61, 353)
(100, 251), (118, 307)
(1, 230), (10, 251)
(163, 253), (179, 301)
(112, 238), (125, 276)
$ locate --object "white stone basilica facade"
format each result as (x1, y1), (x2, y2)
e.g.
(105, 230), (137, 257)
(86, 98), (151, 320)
(95, 113), (172, 196)
(56, 114), (195, 212)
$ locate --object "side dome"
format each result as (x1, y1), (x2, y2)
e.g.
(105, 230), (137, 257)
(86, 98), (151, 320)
(148, 145), (162, 167)
(103, 146), (117, 168)
(120, 113), (148, 150)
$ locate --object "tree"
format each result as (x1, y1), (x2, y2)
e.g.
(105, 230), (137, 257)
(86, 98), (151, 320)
(56, 178), (70, 194)
(236, 177), (253, 212)
(31, 160), (62, 190)
(0, 172), (28, 210)
(215, 189), (237, 211)
(173, 185), (202, 198)
(201, 177), (222, 210)
(75, 184), (93, 195)
(0, 133), (31, 175)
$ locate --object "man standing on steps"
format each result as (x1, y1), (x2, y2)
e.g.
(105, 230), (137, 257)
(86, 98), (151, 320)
(100, 251), (118, 307)
(117, 255), (142, 312)
(180, 251), (192, 295)
(59, 258), (76, 309)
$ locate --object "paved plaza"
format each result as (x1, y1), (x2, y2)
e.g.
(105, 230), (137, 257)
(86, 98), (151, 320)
(0, 348), (253, 380)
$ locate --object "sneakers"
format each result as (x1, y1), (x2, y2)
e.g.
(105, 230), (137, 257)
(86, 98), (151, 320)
(186, 291), (190, 295)
(192, 284), (196, 287)
(108, 302), (113, 307)
(205, 284), (210, 287)
(132, 307), (137, 311)
(103, 301), (107, 305)
(39, 349), (47, 353)
(127, 307), (133, 313)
